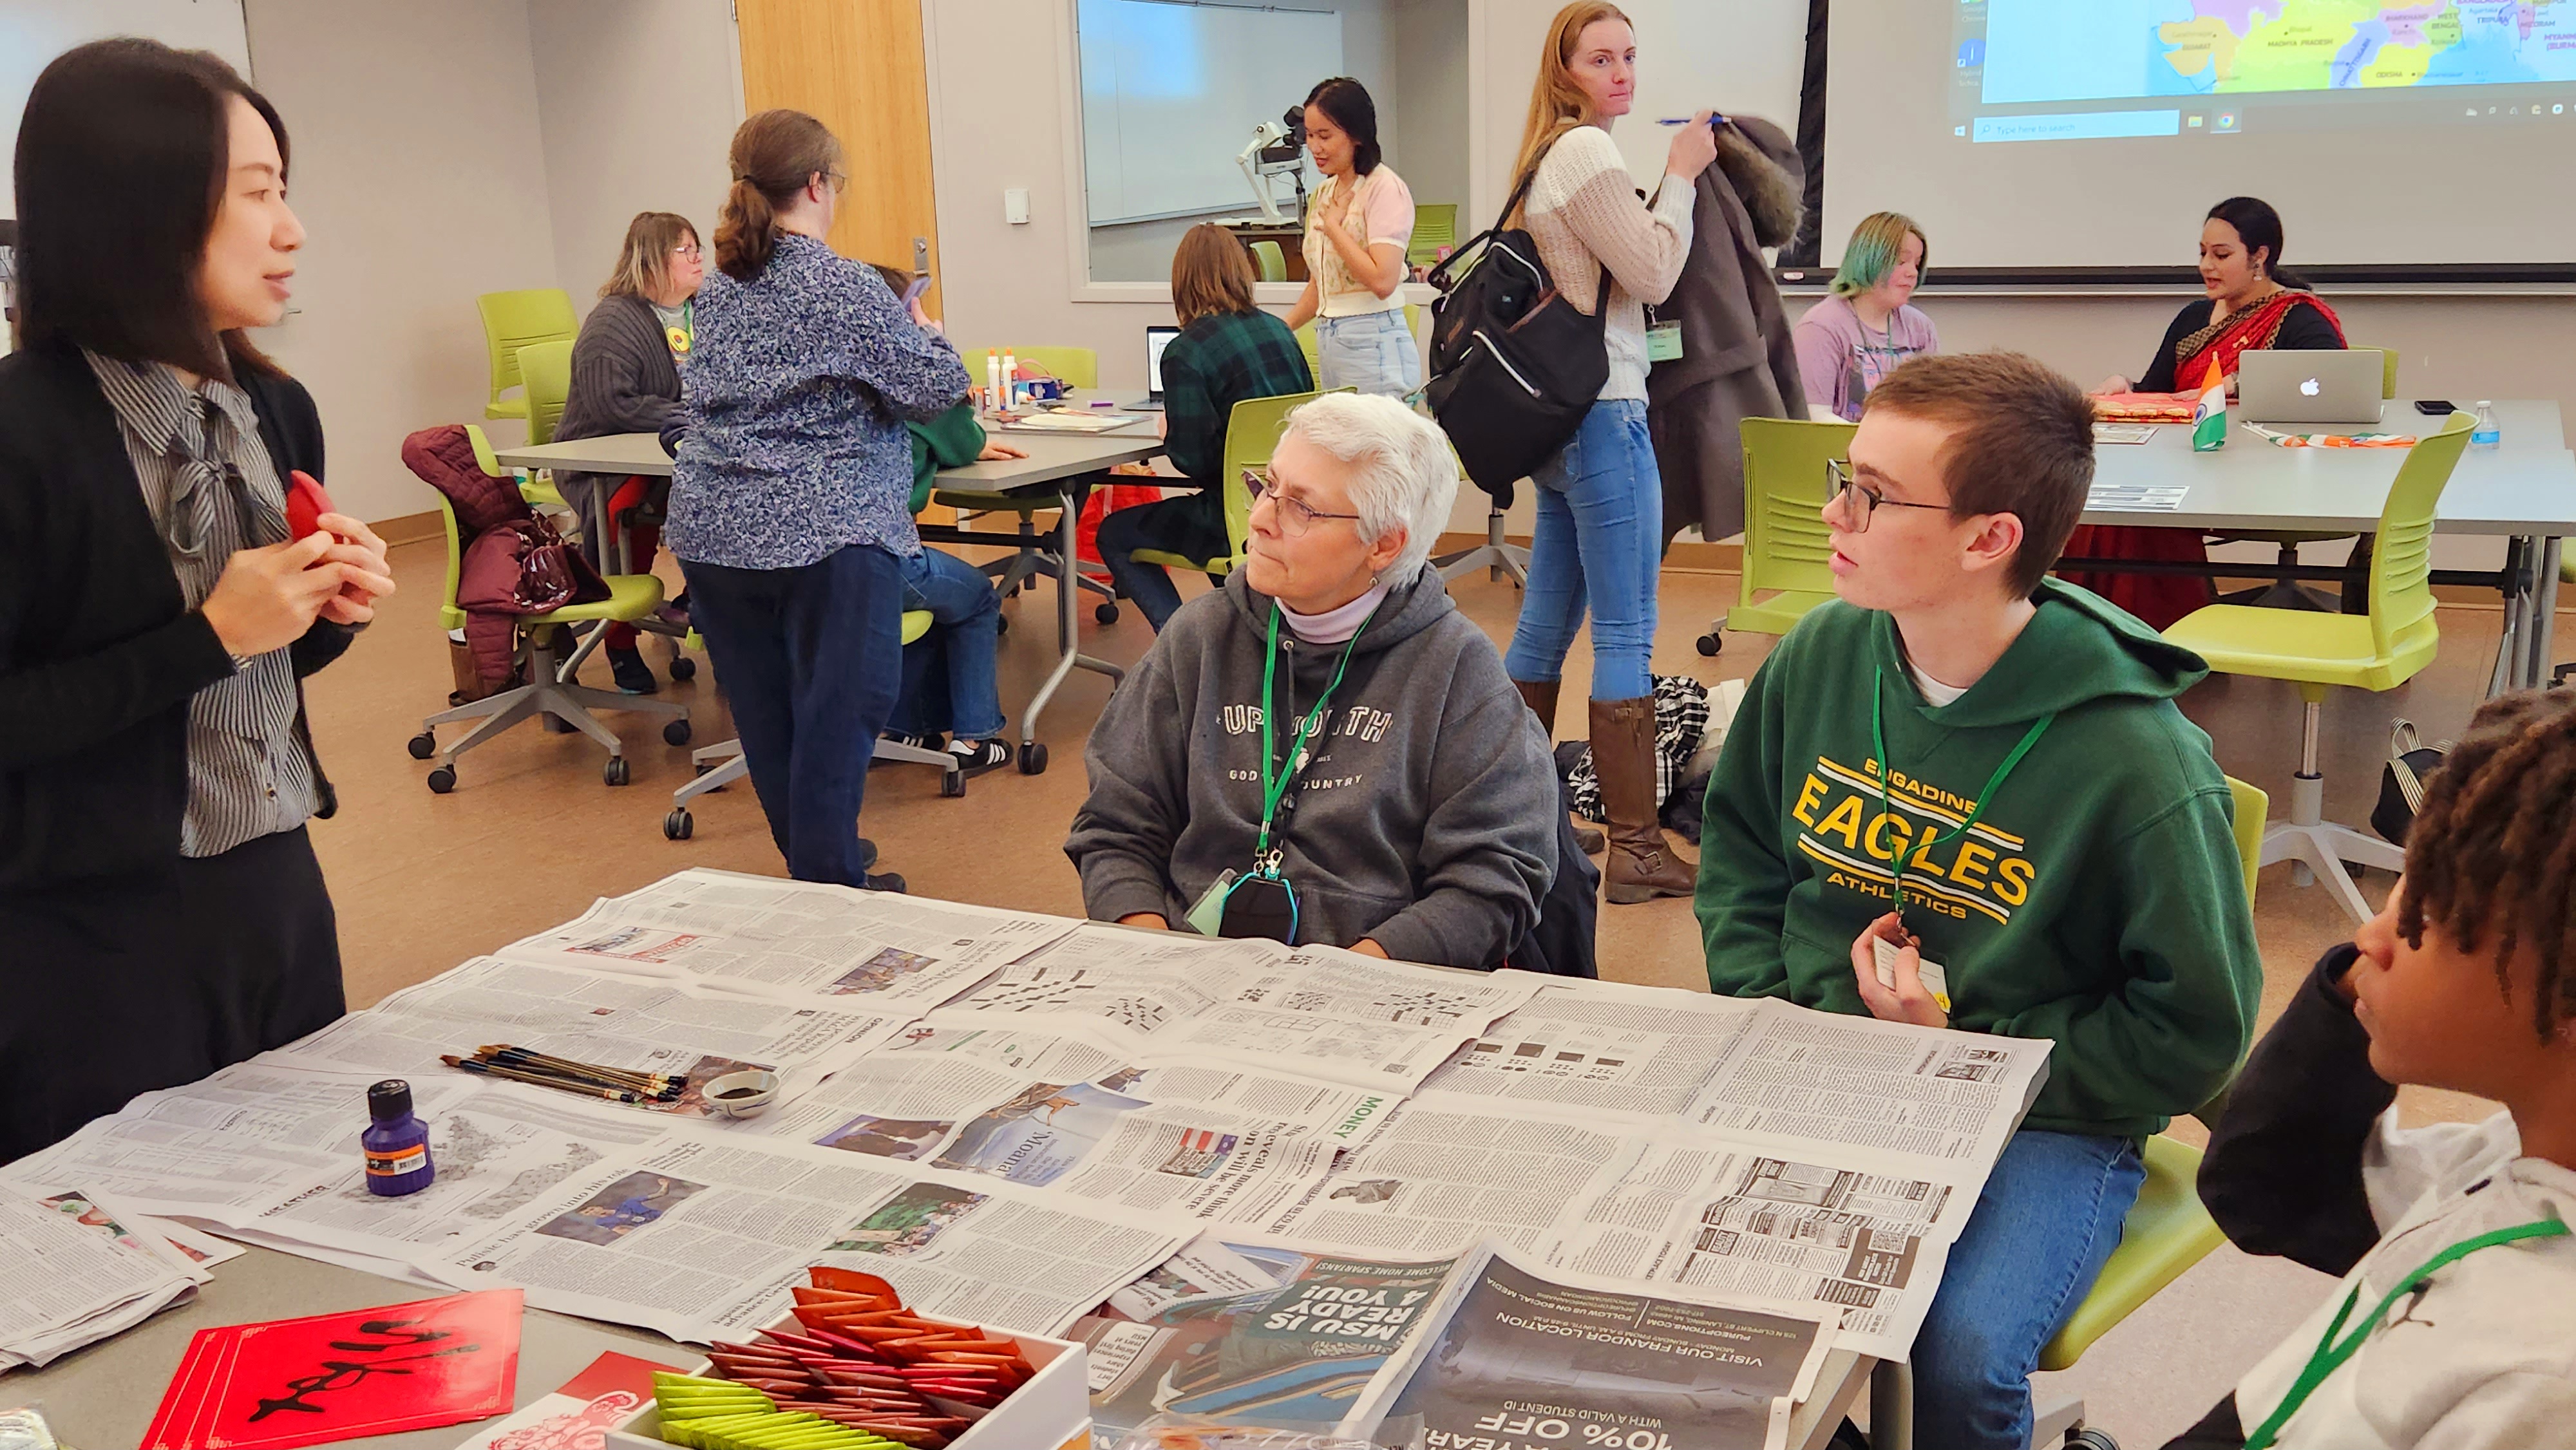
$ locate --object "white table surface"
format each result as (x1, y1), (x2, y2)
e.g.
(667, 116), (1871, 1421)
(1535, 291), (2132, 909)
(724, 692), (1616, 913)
(2085, 399), (2575, 534)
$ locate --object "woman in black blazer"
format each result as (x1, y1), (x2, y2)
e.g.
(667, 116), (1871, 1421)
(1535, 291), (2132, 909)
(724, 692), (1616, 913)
(0, 41), (394, 1162)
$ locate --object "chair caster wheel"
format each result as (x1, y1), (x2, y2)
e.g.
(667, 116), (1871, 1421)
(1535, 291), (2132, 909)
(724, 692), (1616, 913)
(1696, 633), (1722, 657)
(2069, 1431), (2119, 1450)
(426, 766), (456, 794)
(407, 731), (437, 760)
(942, 770), (967, 798)
(1095, 601), (1120, 625)
(996, 614), (1010, 637)
(1018, 742), (1049, 775)
(664, 809), (694, 841)
(668, 655), (697, 682)
(663, 719), (693, 747)
(603, 756), (630, 787)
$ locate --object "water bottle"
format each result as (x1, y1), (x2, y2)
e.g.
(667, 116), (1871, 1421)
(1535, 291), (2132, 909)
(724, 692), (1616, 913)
(2470, 400), (2501, 450)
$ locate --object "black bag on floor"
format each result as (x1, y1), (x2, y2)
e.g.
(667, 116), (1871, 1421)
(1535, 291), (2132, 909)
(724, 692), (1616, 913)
(1422, 141), (1609, 503)
(2372, 719), (2451, 846)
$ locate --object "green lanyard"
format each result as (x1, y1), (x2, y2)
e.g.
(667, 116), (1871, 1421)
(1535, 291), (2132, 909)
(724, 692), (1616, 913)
(1253, 601), (1378, 871)
(1868, 664), (2052, 924)
(2242, 1216), (2568, 1450)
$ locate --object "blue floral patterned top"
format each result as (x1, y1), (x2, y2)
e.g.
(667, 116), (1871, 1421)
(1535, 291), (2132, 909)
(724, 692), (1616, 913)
(668, 233), (970, 569)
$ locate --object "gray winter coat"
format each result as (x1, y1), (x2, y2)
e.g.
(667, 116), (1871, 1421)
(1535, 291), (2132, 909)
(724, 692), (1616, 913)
(1067, 567), (1558, 968)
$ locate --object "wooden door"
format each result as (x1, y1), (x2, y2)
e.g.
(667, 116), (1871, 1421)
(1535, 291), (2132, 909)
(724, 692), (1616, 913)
(735, 0), (945, 317)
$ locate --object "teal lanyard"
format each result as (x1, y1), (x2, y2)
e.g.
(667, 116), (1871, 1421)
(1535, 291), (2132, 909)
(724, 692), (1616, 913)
(1253, 601), (1378, 871)
(1868, 664), (2052, 923)
(2242, 1216), (2568, 1450)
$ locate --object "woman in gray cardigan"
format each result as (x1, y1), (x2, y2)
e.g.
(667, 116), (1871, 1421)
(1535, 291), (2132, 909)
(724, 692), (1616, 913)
(556, 211), (701, 692)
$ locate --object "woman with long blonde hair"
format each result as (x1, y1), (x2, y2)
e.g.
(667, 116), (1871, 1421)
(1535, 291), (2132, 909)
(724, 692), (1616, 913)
(1497, 2), (1714, 905)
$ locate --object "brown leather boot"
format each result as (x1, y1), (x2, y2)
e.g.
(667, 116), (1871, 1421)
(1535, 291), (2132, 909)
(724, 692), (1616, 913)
(1589, 695), (1695, 903)
(1515, 679), (1608, 854)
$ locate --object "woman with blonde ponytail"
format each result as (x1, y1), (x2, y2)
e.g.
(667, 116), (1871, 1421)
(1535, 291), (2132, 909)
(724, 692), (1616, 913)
(667, 109), (971, 892)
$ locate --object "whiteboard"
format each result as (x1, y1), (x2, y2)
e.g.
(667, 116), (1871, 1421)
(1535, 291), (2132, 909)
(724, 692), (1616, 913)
(1079, 0), (1343, 225)
(3, 0), (254, 205)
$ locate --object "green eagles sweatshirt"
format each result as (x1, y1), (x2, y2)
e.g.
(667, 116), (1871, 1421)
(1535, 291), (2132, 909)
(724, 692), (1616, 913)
(907, 403), (989, 514)
(1696, 579), (2259, 1139)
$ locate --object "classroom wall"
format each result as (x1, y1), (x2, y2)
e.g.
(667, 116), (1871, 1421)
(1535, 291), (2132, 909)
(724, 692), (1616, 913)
(245, 0), (562, 524)
(526, 0), (742, 321)
(1390, 0), (1470, 217)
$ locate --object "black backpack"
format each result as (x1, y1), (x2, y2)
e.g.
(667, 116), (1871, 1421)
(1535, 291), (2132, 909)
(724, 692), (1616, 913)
(1422, 142), (1609, 506)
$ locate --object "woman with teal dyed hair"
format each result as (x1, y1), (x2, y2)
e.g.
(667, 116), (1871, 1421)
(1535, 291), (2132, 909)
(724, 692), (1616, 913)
(1792, 211), (1938, 422)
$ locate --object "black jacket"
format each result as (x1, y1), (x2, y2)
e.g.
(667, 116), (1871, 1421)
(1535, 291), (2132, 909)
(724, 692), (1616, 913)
(0, 339), (352, 891)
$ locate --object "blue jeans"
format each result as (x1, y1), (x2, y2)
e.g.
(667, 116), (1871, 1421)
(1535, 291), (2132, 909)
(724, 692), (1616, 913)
(679, 543), (905, 887)
(1504, 397), (1662, 701)
(1315, 308), (1421, 398)
(1097, 488), (1226, 632)
(1910, 1128), (2145, 1450)
(895, 547), (1006, 740)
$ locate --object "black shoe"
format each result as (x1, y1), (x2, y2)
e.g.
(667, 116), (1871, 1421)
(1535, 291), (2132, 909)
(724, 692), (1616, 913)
(947, 737), (1012, 777)
(860, 871), (907, 893)
(607, 645), (659, 695)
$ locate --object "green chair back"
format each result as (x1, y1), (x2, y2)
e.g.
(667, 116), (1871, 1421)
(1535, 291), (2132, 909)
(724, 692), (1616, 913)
(477, 289), (576, 420)
(435, 425), (518, 632)
(1217, 390), (1356, 565)
(1249, 240), (1287, 283)
(2354, 344), (2401, 399)
(1407, 203), (1457, 270)
(2367, 410), (2473, 675)
(518, 339), (575, 446)
(1729, 417), (1856, 636)
(960, 346), (1099, 390)
(2226, 776), (2268, 904)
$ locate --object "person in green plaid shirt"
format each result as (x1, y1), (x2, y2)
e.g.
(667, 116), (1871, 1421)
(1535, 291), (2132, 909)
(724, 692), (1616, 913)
(1099, 224), (1314, 631)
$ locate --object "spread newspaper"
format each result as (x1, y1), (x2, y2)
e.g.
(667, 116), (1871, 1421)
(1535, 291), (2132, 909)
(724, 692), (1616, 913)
(0, 867), (2051, 1425)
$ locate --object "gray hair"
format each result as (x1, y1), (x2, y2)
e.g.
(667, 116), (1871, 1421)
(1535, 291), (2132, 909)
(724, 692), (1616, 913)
(1279, 393), (1459, 582)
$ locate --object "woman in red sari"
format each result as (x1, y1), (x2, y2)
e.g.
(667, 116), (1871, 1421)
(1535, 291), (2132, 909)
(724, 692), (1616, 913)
(2076, 196), (2346, 628)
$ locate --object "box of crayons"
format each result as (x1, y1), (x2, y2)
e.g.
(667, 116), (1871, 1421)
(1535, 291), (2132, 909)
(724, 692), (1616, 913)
(602, 1266), (1088, 1450)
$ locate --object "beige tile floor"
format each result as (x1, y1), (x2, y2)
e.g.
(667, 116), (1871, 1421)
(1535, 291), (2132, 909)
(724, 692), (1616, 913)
(307, 540), (2554, 1447)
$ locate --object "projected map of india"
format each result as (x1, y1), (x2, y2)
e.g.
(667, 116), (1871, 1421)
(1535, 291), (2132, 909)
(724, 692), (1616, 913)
(2156, 2), (2576, 93)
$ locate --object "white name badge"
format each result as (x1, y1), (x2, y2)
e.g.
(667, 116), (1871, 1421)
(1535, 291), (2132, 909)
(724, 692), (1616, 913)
(1874, 935), (1952, 1013)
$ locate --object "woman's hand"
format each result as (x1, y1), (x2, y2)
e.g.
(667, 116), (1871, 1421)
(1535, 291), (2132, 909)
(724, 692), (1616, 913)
(200, 533), (354, 657)
(1665, 111), (1721, 183)
(1316, 184), (1356, 232)
(312, 512), (395, 625)
(976, 442), (1029, 462)
(1850, 911), (1948, 1029)
(1117, 912), (1171, 931)
(2094, 375), (2132, 397)
(907, 293), (940, 332)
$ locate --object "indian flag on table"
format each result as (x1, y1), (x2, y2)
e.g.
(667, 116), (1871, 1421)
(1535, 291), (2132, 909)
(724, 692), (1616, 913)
(2189, 352), (2229, 452)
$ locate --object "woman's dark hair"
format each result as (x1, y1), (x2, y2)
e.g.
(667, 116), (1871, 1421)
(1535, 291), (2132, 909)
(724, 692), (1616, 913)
(2205, 196), (2306, 291)
(1303, 77), (1382, 175)
(14, 37), (289, 379)
(715, 109), (843, 281)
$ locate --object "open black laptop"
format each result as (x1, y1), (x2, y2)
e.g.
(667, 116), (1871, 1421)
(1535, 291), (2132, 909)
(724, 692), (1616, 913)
(1133, 325), (1179, 411)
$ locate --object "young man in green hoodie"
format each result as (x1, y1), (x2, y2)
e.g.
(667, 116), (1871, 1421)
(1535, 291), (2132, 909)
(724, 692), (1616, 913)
(1696, 351), (2259, 1450)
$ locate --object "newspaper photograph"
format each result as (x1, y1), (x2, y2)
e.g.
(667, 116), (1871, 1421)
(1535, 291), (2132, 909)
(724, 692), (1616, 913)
(1054, 1114), (1338, 1223)
(929, 1080), (1154, 1185)
(1549, 1137), (1982, 1359)
(1104, 1235), (1288, 1321)
(271, 956), (911, 1113)
(724, 1046), (1034, 1158)
(1684, 1001), (2051, 1165)
(1354, 1246), (1838, 1450)
(813, 1178), (1185, 1336)
(502, 868), (1068, 1003)
(1260, 1106), (1640, 1256)
(1073, 1243), (1461, 1444)
(1418, 981), (1765, 1118)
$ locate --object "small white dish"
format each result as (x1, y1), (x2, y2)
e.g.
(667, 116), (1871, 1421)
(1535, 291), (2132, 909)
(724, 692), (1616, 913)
(701, 1068), (780, 1118)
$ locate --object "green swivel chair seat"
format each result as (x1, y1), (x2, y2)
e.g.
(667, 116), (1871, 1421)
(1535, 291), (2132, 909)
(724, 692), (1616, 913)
(1698, 417), (1856, 656)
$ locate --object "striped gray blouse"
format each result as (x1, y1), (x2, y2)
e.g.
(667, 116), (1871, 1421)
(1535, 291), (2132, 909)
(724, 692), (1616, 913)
(84, 351), (319, 858)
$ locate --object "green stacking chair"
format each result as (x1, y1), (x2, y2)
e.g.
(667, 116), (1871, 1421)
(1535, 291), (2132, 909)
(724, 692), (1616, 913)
(409, 426), (689, 793)
(477, 288), (575, 421)
(1407, 202), (1457, 270)
(518, 339), (575, 446)
(1249, 240), (1288, 283)
(2163, 410), (2474, 923)
(958, 344), (1099, 390)
(933, 345), (1113, 616)
(1130, 389), (1347, 578)
(1698, 417), (1855, 657)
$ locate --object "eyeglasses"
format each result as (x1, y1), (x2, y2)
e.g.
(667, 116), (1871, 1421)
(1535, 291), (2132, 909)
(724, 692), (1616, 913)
(672, 243), (703, 260)
(1244, 469), (1363, 538)
(1828, 458), (1948, 533)
(824, 169), (849, 195)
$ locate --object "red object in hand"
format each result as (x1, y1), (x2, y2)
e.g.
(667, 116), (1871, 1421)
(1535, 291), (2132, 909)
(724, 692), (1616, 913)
(285, 469), (336, 540)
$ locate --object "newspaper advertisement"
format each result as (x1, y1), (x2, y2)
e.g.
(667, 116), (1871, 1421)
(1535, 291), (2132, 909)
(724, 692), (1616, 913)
(0, 1185), (202, 1370)
(1548, 1137), (1982, 1359)
(1054, 1113), (1337, 1223)
(1354, 1246), (1839, 1450)
(1261, 1106), (1641, 1256)
(812, 1179), (1185, 1335)
(1122, 1058), (1399, 1149)
(1684, 1001), (2052, 1165)
(1073, 1243), (1461, 1445)
(1105, 1235), (1288, 1321)
(1418, 981), (1766, 1119)
(271, 956), (911, 1113)
(502, 868), (1068, 1003)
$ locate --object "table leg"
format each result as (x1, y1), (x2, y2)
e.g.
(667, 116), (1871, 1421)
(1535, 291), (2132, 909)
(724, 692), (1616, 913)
(2529, 536), (2563, 691)
(1017, 482), (1127, 753)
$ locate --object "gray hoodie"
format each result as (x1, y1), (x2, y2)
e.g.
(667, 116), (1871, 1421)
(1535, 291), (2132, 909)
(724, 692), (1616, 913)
(1067, 568), (1557, 968)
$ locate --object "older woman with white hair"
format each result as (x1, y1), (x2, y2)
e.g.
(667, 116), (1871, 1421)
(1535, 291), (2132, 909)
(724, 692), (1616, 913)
(1066, 393), (1560, 968)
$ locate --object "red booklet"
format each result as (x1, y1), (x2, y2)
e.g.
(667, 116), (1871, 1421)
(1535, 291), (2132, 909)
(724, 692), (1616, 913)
(140, 1289), (522, 1450)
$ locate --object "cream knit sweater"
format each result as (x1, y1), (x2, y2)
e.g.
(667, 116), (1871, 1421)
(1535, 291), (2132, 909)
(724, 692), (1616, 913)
(1521, 125), (1695, 402)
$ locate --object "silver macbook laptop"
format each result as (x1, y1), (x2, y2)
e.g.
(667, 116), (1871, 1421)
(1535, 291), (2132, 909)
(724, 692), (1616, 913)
(2237, 350), (2385, 426)
(1135, 325), (1180, 411)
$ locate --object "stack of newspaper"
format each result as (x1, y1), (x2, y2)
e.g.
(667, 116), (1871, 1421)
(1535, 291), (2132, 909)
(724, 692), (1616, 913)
(0, 1185), (232, 1369)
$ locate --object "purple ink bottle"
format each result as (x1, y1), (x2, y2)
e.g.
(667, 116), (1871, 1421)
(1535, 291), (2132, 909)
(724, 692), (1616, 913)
(363, 1080), (435, 1196)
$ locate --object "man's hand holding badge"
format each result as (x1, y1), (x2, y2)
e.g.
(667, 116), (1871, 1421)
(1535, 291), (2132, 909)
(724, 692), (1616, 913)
(1853, 910), (1951, 1028)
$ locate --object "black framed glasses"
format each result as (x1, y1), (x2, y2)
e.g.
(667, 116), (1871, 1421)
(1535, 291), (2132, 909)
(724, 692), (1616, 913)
(1244, 469), (1363, 538)
(1828, 458), (1948, 533)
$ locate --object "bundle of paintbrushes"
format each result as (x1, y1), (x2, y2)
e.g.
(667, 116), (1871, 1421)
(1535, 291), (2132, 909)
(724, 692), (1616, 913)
(440, 1045), (687, 1104)
(685, 1266), (1036, 1447)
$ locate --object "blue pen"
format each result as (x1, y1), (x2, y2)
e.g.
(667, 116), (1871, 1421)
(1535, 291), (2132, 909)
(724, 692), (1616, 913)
(1658, 115), (1731, 127)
